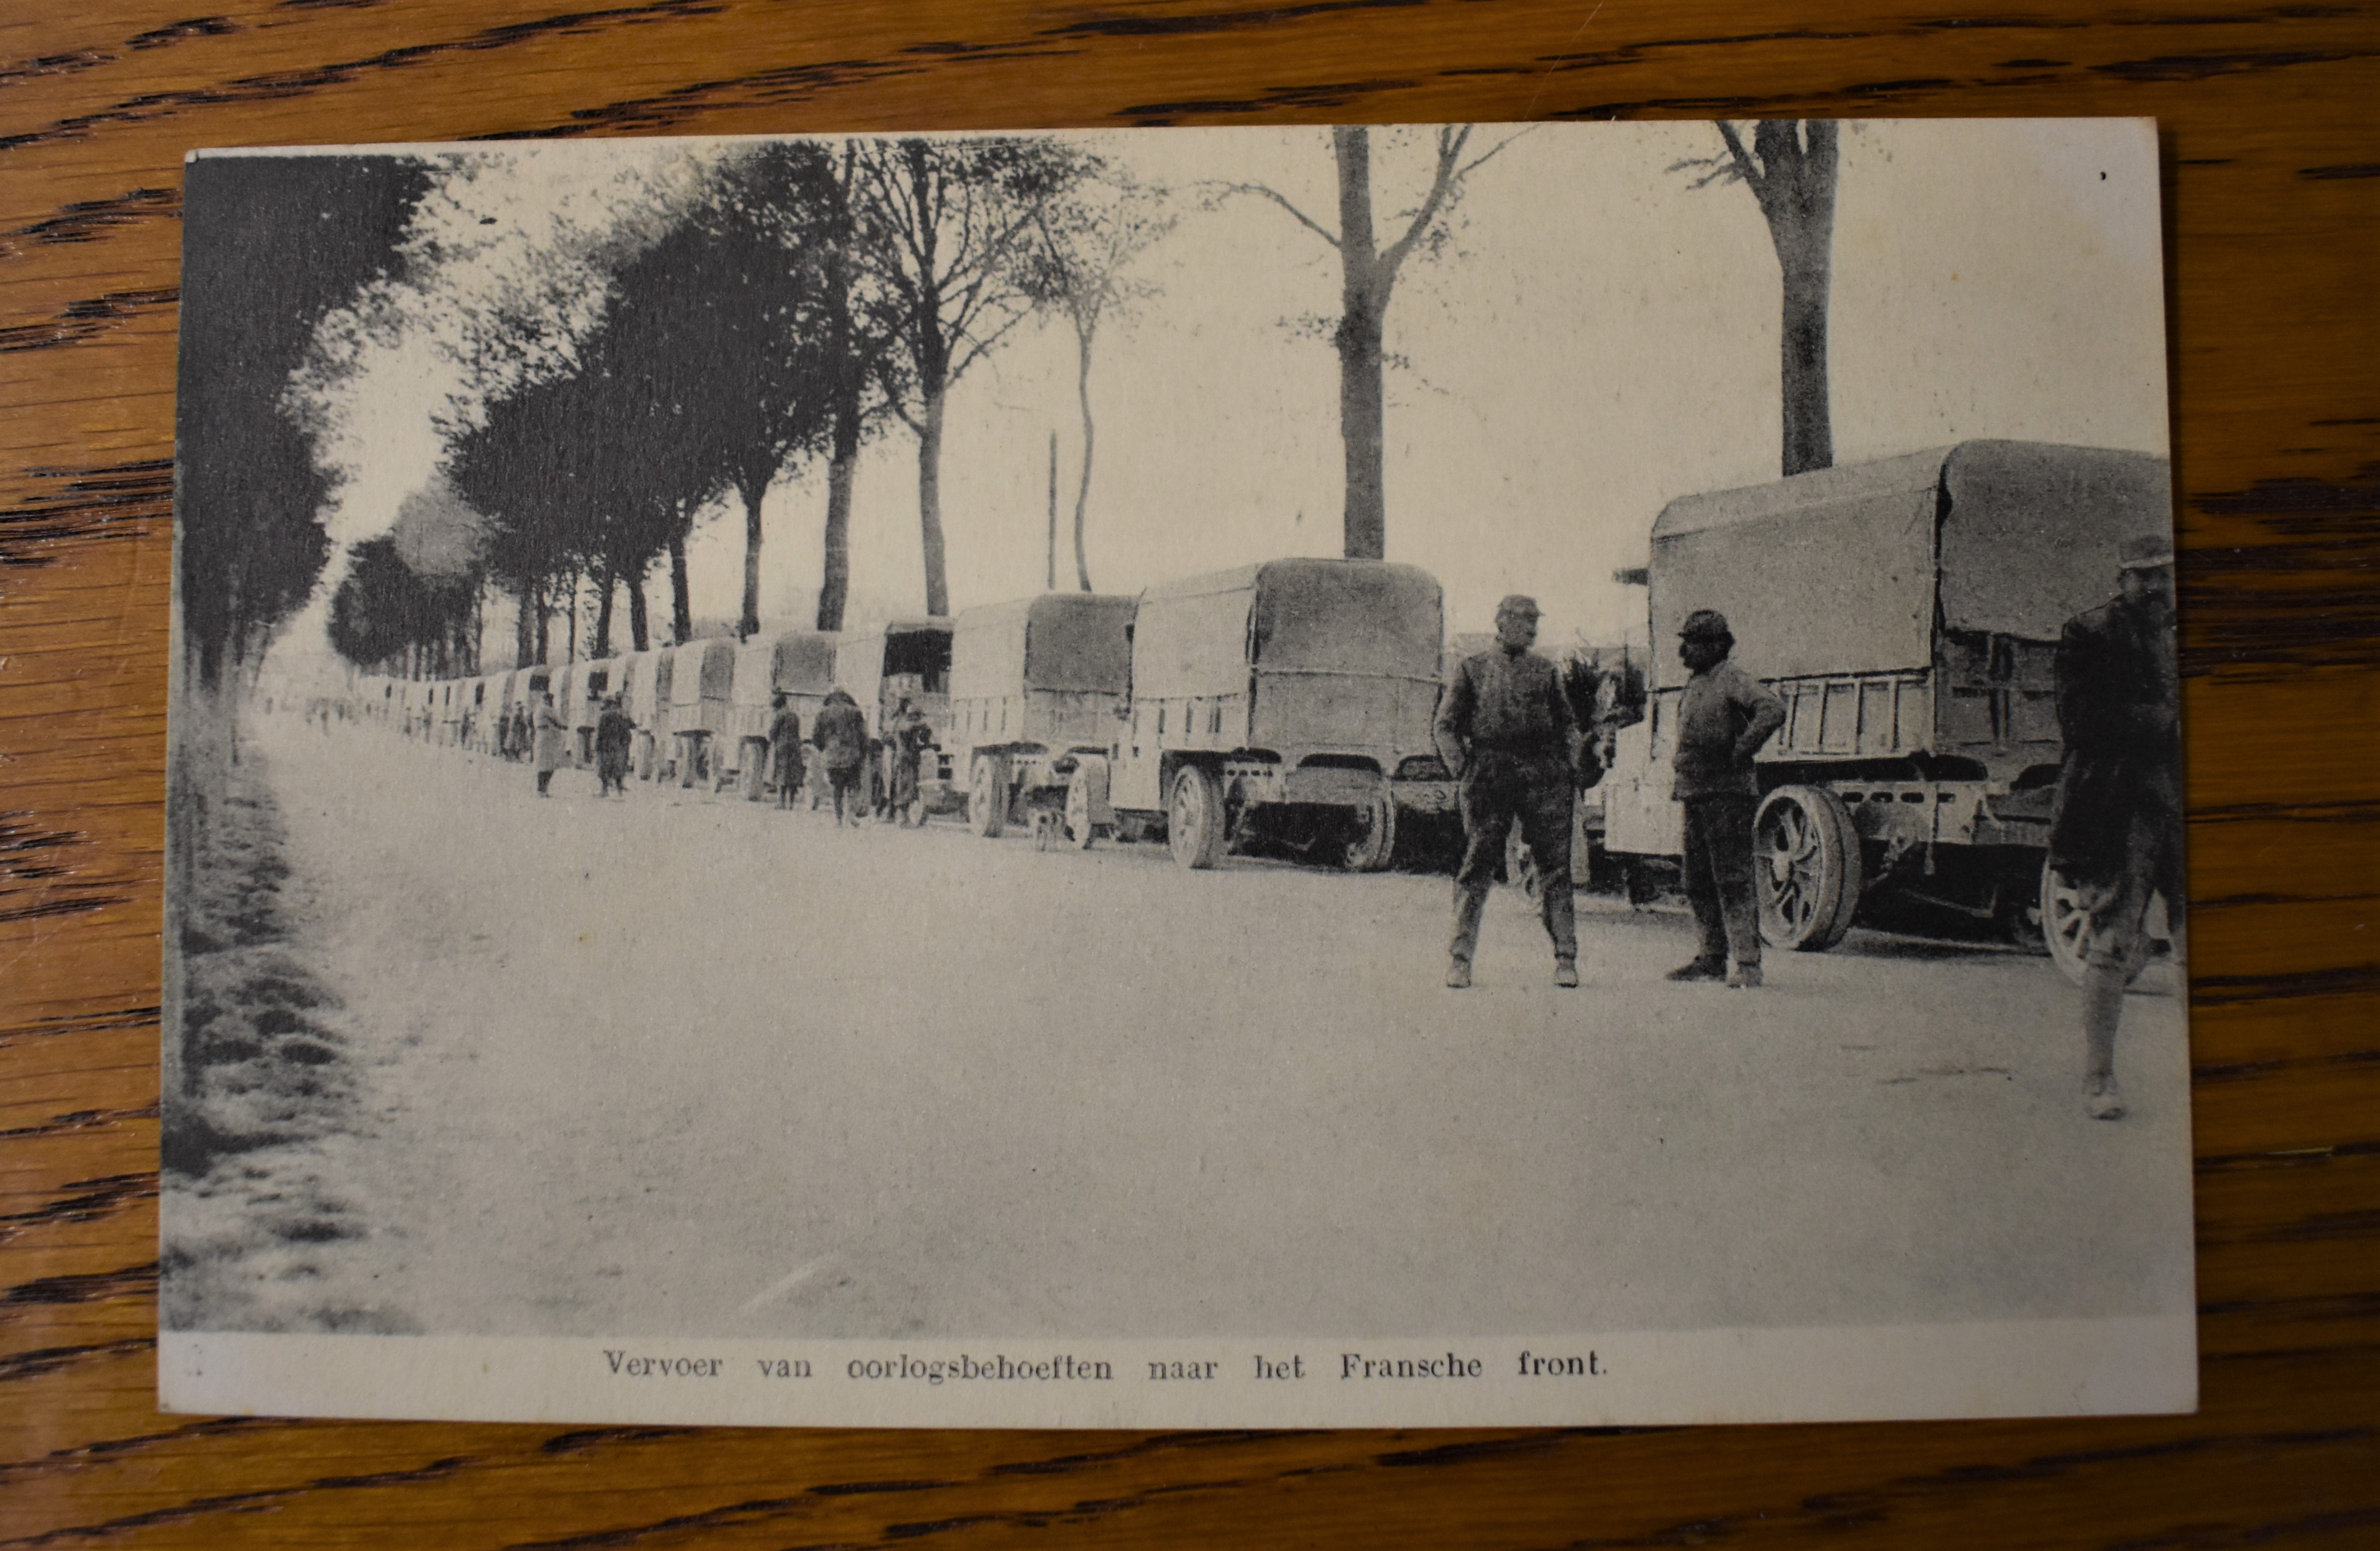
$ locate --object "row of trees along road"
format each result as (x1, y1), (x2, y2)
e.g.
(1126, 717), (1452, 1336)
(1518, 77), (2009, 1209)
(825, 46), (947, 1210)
(331, 136), (1165, 673)
(320, 125), (1838, 678)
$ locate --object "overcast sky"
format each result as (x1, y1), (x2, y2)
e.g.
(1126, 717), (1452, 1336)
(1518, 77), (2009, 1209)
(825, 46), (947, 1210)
(263, 118), (2167, 679)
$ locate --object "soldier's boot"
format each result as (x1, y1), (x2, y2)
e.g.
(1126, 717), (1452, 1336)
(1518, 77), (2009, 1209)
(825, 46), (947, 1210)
(1553, 959), (1579, 989)
(1446, 959), (1473, 990)
(1726, 961), (1763, 989)
(1666, 958), (1726, 982)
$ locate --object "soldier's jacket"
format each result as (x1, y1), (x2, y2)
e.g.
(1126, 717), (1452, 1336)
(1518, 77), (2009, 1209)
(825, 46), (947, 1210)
(1434, 647), (1578, 778)
(2049, 592), (2181, 882)
(813, 698), (868, 772)
(1669, 659), (1785, 802)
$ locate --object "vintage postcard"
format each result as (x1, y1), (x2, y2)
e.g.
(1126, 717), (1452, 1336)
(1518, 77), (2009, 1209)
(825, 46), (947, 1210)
(162, 119), (2193, 1428)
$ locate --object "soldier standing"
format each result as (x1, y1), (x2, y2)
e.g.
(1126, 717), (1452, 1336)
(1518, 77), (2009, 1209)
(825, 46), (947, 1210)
(2050, 534), (2183, 1121)
(1434, 595), (1582, 990)
(884, 698), (937, 827)
(1666, 609), (1785, 989)
(767, 692), (805, 810)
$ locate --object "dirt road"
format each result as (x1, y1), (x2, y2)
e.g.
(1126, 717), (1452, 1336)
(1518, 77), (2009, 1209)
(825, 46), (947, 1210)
(225, 709), (2194, 1340)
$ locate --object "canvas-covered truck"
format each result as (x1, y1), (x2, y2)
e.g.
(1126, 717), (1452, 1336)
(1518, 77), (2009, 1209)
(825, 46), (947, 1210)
(618, 650), (672, 780)
(1599, 439), (2174, 959)
(554, 657), (618, 766)
(950, 593), (1138, 840)
(713, 631), (838, 801)
(1070, 557), (1457, 870)
(834, 618), (958, 815)
(660, 638), (736, 787)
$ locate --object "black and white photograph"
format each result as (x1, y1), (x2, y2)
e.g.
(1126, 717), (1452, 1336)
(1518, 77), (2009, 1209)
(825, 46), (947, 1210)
(162, 119), (2193, 1428)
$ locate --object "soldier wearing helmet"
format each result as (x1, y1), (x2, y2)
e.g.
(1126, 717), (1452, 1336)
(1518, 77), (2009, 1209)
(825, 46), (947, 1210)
(2051, 532), (2183, 1120)
(1433, 594), (1583, 990)
(1667, 608), (1786, 988)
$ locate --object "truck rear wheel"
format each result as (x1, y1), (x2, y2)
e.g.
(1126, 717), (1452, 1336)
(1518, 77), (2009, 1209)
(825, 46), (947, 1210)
(1754, 786), (1862, 951)
(971, 754), (1010, 838)
(1168, 765), (1227, 870)
(2041, 856), (2175, 990)
(1066, 762), (1106, 850)
(1342, 786), (1397, 872)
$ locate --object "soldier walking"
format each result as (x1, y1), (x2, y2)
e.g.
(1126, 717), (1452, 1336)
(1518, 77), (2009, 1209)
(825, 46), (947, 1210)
(1666, 609), (1785, 989)
(593, 695), (635, 797)
(813, 689), (869, 827)
(1435, 595), (1582, 990)
(2051, 534), (2184, 1120)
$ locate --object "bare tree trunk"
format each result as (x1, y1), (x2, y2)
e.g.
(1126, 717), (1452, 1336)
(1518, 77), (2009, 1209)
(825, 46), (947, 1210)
(593, 569), (616, 660)
(1046, 430), (1058, 591)
(566, 569), (580, 663)
(1072, 327), (1096, 591)
(738, 478), (766, 640)
(534, 580), (551, 666)
(1778, 238), (1832, 475)
(818, 404), (858, 633)
(1334, 127), (1388, 561)
(918, 383), (950, 617)
(515, 579), (535, 669)
(1735, 119), (1838, 476)
(669, 529), (693, 645)
(628, 567), (650, 653)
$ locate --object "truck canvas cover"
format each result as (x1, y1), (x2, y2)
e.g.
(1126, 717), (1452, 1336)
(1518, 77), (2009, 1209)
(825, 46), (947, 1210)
(953, 594), (1136, 700)
(1133, 559), (1440, 701)
(1648, 441), (2172, 689)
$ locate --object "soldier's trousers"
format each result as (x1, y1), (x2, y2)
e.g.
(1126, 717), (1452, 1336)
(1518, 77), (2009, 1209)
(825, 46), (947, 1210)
(1680, 794), (1761, 966)
(1452, 752), (1577, 963)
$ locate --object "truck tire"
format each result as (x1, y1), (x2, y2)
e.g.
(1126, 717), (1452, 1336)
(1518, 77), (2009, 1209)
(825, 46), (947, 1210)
(1066, 761), (1106, 849)
(2040, 856), (2175, 991)
(1168, 765), (1227, 870)
(1753, 785), (1862, 951)
(971, 754), (1009, 838)
(1342, 785), (1397, 872)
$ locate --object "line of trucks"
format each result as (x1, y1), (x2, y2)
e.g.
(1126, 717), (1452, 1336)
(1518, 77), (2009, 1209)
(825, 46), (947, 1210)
(353, 441), (2173, 978)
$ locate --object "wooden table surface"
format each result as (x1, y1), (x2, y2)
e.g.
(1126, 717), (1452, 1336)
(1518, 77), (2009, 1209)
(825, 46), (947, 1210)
(3, 2), (2374, 1545)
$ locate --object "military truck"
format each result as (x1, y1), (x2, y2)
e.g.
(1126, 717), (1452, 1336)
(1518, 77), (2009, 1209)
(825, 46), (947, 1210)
(1070, 558), (1456, 870)
(660, 639), (736, 787)
(834, 618), (957, 815)
(949, 593), (1138, 840)
(1599, 440), (2174, 959)
(617, 650), (673, 780)
(713, 631), (838, 801)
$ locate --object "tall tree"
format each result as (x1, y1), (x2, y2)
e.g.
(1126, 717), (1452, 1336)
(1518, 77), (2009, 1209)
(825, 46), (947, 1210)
(853, 136), (1095, 616)
(683, 144), (842, 638)
(1222, 127), (1511, 560)
(1679, 121), (1840, 476)
(1024, 174), (1174, 592)
(177, 154), (434, 687)
(810, 143), (907, 634)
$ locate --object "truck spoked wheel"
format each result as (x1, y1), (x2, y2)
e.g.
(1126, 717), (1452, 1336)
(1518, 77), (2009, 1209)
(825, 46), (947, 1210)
(971, 755), (1010, 839)
(2040, 857), (2177, 992)
(1753, 785), (1862, 951)
(1168, 766), (1227, 870)
(1505, 818), (1540, 900)
(1064, 768), (1100, 850)
(1341, 788), (1397, 872)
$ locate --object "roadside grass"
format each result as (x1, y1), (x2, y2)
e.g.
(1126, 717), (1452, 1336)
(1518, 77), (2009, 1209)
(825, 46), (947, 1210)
(162, 748), (417, 1333)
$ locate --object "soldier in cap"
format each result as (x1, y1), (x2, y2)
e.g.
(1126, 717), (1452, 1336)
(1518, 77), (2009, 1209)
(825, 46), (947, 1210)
(1667, 608), (1786, 988)
(2051, 532), (2183, 1120)
(1434, 595), (1583, 989)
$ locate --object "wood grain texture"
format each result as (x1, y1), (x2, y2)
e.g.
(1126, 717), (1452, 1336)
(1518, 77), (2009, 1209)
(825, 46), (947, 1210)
(1, 1), (2373, 1544)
